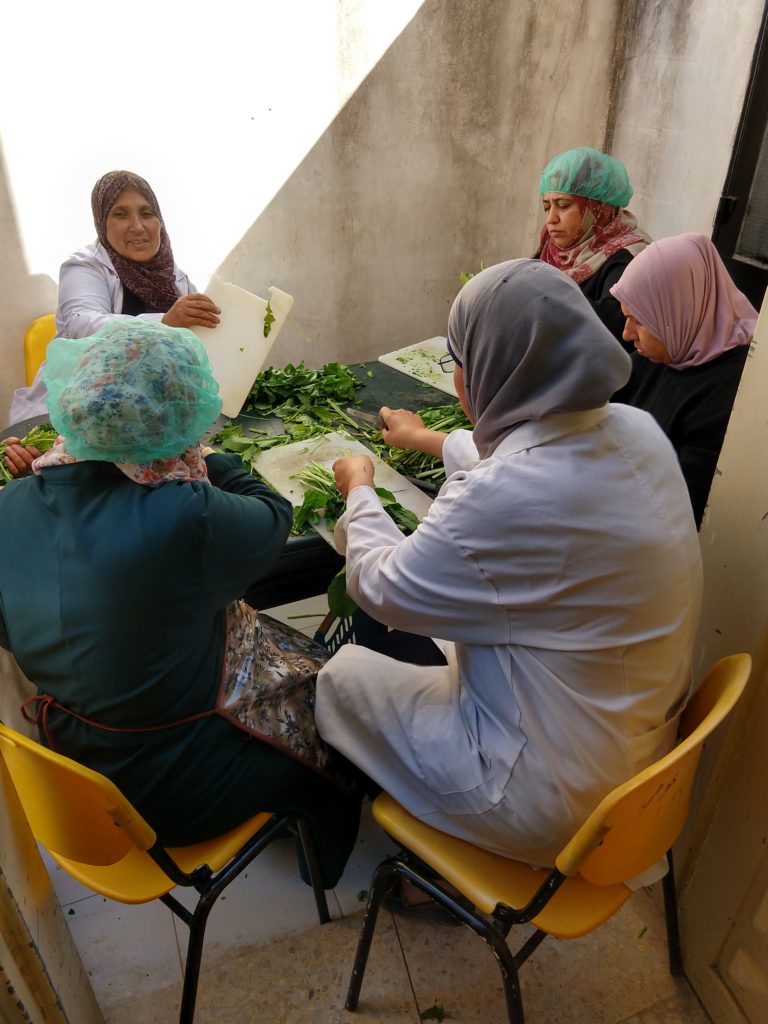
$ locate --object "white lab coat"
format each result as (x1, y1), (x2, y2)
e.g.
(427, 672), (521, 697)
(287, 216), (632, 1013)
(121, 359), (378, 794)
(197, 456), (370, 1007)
(9, 244), (194, 425)
(316, 405), (703, 867)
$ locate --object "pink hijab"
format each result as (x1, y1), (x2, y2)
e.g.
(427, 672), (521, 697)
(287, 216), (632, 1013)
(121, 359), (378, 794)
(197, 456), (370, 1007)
(610, 234), (757, 369)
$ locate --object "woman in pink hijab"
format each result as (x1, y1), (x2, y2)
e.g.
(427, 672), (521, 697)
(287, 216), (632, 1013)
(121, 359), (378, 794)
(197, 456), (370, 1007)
(610, 233), (757, 527)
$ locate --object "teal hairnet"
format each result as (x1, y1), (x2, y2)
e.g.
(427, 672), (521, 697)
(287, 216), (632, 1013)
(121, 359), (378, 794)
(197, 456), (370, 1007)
(44, 320), (223, 462)
(539, 147), (633, 207)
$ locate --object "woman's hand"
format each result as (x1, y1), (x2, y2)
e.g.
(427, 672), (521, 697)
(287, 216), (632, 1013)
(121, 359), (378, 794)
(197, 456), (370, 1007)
(333, 455), (375, 499)
(162, 294), (221, 329)
(380, 407), (447, 458)
(2, 439), (40, 478)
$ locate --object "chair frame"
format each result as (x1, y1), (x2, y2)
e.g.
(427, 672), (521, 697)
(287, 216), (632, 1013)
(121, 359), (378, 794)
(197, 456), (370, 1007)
(0, 724), (331, 1024)
(345, 653), (750, 1024)
(346, 847), (679, 1024)
(150, 812), (331, 1023)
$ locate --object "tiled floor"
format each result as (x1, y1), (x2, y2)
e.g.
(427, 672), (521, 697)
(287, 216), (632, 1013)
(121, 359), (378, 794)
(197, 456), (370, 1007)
(47, 800), (711, 1024)
(41, 598), (713, 1023)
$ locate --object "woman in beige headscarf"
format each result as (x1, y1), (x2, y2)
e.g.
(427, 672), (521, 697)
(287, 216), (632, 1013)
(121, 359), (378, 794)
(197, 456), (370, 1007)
(317, 259), (701, 871)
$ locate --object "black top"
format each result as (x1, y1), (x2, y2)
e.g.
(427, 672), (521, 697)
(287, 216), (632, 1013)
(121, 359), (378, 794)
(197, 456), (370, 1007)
(612, 345), (750, 528)
(121, 284), (149, 316)
(579, 248), (635, 349)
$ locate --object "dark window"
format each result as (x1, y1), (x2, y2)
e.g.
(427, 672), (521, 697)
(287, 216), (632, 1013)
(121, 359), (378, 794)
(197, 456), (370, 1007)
(713, 4), (768, 308)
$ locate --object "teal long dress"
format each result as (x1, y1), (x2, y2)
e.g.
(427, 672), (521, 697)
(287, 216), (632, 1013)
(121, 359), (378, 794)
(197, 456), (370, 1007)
(0, 453), (360, 887)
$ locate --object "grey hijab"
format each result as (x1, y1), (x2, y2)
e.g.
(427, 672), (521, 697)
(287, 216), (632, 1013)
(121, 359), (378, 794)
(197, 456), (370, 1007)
(447, 259), (631, 457)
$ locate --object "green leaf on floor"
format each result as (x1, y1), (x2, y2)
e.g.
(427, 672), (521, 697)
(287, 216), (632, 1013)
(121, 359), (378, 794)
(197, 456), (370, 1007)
(356, 889), (368, 903)
(420, 1004), (452, 1021)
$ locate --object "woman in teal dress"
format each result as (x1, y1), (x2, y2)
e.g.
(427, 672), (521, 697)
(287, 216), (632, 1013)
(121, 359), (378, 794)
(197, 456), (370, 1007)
(0, 320), (360, 888)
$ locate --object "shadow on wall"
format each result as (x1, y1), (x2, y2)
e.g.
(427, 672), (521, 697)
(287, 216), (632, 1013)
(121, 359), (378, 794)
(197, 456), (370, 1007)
(215, 0), (622, 369)
(0, 137), (57, 423)
(2, 0), (630, 409)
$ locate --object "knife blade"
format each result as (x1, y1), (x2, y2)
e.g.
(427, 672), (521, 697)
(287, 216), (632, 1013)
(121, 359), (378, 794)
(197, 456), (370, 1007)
(344, 407), (383, 429)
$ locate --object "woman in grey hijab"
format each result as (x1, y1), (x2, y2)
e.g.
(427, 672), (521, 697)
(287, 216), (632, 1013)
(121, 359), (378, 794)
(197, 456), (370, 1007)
(316, 259), (702, 879)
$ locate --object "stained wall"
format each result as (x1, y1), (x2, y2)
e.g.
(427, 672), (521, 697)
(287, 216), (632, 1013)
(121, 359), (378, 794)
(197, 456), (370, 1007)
(2, 1), (762, 423)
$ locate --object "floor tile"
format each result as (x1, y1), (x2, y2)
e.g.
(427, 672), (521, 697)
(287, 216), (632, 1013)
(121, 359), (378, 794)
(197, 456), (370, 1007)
(103, 911), (418, 1024)
(615, 986), (712, 1023)
(265, 595), (329, 638)
(62, 892), (182, 1007)
(168, 836), (344, 964)
(388, 885), (700, 1024)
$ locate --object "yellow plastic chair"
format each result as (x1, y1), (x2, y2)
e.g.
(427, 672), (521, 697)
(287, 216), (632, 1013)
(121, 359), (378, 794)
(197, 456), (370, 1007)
(23, 313), (57, 385)
(345, 653), (752, 1024)
(0, 725), (331, 1024)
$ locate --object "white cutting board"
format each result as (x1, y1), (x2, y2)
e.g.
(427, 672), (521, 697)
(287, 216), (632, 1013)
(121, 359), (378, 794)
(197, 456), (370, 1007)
(378, 336), (458, 397)
(192, 278), (293, 418)
(251, 431), (433, 550)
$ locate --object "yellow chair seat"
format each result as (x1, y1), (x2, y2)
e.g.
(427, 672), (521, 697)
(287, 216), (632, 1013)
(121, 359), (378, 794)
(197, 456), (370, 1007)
(23, 313), (57, 385)
(373, 795), (631, 939)
(51, 811), (273, 903)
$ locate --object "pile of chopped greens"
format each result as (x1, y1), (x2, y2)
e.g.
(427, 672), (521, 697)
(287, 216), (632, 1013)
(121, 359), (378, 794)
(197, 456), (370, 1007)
(368, 404), (469, 485)
(244, 361), (362, 419)
(209, 361), (470, 555)
(0, 425), (59, 485)
(211, 354), (470, 490)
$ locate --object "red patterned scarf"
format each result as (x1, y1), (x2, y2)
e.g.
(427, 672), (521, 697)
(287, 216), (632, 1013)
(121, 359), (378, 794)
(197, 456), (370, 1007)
(536, 197), (651, 285)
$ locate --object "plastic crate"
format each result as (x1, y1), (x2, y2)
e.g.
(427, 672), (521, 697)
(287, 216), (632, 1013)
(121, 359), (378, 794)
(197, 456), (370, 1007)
(314, 608), (389, 653)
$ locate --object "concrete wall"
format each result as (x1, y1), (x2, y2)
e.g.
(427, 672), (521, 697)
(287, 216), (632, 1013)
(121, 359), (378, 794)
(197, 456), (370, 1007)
(607, 0), (765, 241)
(218, 0), (621, 367)
(0, 0), (763, 424)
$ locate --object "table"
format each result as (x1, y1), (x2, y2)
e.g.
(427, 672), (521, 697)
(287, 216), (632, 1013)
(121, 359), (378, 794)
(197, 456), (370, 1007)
(3, 362), (454, 609)
(237, 360), (453, 606)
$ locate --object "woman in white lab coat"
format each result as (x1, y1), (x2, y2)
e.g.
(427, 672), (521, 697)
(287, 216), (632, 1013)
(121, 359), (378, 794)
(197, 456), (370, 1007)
(9, 170), (220, 424)
(316, 259), (703, 869)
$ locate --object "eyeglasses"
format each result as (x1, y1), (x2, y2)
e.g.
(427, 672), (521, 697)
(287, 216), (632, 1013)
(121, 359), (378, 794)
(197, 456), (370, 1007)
(438, 353), (455, 373)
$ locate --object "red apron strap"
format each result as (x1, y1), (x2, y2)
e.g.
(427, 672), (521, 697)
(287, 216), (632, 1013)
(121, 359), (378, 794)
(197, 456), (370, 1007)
(20, 692), (217, 752)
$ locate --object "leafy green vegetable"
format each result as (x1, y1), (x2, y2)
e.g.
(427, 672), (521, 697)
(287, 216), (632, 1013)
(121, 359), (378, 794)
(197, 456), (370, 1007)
(459, 261), (484, 286)
(291, 461), (424, 617)
(420, 1004), (452, 1021)
(367, 403), (470, 486)
(328, 568), (358, 619)
(244, 361), (362, 420)
(291, 462), (422, 539)
(263, 299), (275, 338)
(373, 486), (420, 533)
(291, 463), (346, 536)
(0, 425), (59, 485)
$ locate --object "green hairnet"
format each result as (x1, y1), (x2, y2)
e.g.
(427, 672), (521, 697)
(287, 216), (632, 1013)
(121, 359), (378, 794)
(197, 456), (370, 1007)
(44, 320), (223, 462)
(539, 147), (633, 207)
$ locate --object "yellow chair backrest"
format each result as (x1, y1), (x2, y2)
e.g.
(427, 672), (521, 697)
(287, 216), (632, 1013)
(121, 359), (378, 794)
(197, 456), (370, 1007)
(556, 653), (751, 886)
(0, 723), (157, 865)
(23, 313), (57, 386)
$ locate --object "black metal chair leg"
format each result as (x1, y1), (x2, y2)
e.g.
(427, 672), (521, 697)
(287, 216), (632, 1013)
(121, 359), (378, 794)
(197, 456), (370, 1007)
(178, 898), (216, 1024)
(477, 920), (526, 1024)
(296, 817), (331, 924)
(662, 850), (684, 975)
(345, 861), (396, 1011)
